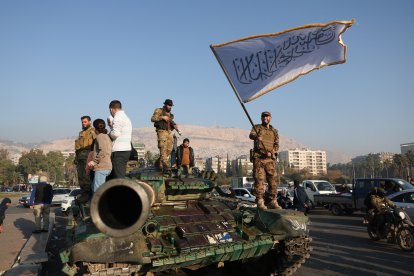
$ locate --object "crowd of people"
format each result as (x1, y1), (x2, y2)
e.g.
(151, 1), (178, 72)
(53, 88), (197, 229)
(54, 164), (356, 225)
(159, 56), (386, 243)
(73, 98), (197, 203)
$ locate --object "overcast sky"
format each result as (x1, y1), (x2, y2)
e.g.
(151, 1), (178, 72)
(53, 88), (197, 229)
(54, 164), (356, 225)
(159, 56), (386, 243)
(1, 0), (413, 157)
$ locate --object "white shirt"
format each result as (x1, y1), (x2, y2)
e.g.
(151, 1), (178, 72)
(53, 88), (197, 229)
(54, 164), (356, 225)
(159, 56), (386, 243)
(108, 110), (132, 152)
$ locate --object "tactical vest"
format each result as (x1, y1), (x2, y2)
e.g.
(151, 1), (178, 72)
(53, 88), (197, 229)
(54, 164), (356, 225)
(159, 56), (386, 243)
(154, 108), (174, 131)
(75, 127), (95, 151)
(253, 124), (278, 153)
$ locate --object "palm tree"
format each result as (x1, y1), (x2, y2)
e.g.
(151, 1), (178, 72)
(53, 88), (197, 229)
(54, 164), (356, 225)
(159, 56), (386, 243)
(393, 154), (407, 179)
(405, 150), (414, 180)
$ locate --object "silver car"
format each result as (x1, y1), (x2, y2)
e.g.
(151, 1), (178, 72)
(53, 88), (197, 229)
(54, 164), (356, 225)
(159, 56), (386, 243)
(232, 187), (256, 203)
(387, 189), (414, 220)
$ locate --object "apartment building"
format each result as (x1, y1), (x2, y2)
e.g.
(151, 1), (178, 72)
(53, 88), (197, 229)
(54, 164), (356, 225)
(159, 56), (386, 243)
(279, 148), (327, 175)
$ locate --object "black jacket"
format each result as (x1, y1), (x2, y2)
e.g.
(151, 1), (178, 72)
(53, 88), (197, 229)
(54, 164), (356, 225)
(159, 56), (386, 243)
(0, 198), (11, 225)
(176, 145), (195, 167)
(293, 186), (310, 212)
(30, 182), (53, 205)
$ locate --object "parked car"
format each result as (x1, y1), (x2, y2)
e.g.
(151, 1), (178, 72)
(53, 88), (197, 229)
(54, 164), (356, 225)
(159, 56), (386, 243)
(19, 194), (31, 208)
(387, 189), (414, 221)
(51, 188), (72, 205)
(61, 188), (82, 215)
(232, 187), (256, 203)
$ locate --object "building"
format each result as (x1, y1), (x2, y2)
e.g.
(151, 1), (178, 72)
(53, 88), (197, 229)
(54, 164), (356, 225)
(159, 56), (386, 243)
(234, 155), (253, 176)
(194, 156), (205, 171)
(279, 148), (327, 175)
(351, 152), (395, 165)
(401, 143), (414, 155)
(206, 156), (226, 173)
(133, 143), (146, 161)
(9, 153), (22, 165)
(62, 151), (75, 159)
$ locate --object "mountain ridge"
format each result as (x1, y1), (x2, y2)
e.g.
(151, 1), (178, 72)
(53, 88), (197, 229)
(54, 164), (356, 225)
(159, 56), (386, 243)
(1, 125), (351, 164)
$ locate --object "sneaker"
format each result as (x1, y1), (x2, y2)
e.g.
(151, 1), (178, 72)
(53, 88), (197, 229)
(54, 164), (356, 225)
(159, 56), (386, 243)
(32, 230), (42, 234)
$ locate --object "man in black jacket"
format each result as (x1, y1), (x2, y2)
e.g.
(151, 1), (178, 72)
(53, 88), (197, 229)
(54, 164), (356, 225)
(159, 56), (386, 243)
(293, 180), (310, 215)
(176, 138), (195, 177)
(0, 197), (11, 233)
(29, 175), (53, 233)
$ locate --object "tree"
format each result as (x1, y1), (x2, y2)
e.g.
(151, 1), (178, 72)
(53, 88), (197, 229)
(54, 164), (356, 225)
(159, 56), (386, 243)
(405, 150), (414, 179)
(45, 151), (65, 185)
(0, 149), (9, 160)
(144, 151), (158, 167)
(0, 158), (16, 186)
(18, 149), (48, 179)
(64, 154), (77, 186)
(393, 154), (407, 179)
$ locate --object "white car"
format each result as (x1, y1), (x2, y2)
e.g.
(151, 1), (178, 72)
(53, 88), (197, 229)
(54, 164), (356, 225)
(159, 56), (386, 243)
(61, 188), (82, 214)
(51, 188), (72, 205)
(232, 187), (256, 203)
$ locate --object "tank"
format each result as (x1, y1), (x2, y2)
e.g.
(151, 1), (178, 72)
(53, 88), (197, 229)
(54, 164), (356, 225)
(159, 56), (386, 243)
(60, 168), (312, 276)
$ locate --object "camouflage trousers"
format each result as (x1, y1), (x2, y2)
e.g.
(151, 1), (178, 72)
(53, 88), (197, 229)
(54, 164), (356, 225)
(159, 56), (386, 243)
(253, 158), (278, 200)
(76, 157), (91, 193)
(157, 130), (173, 170)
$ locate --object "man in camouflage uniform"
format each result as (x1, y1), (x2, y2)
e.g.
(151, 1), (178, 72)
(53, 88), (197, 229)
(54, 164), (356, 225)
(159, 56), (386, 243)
(371, 188), (395, 237)
(75, 115), (96, 201)
(151, 99), (178, 173)
(249, 111), (281, 210)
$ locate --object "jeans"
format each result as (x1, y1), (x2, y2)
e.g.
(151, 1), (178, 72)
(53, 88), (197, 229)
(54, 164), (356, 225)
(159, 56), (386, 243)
(92, 169), (111, 192)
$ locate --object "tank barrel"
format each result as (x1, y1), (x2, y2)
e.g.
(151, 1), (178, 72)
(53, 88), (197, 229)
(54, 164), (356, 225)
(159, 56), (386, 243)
(90, 178), (154, 237)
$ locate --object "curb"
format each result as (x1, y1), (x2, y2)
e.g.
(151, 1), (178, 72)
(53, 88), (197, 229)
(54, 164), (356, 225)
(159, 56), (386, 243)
(4, 213), (55, 276)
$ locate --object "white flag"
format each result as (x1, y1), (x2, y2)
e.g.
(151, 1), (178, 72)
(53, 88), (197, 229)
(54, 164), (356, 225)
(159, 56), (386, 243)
(211, 20), (353, 103)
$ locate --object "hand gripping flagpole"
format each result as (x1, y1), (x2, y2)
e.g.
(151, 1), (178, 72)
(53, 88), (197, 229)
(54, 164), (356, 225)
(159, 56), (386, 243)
(210, 45), (268, 151)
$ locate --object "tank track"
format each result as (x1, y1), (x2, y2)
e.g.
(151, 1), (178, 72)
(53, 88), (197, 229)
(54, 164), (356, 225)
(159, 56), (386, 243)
(274, 236), (313, 276)
(80, 236), (312, 276)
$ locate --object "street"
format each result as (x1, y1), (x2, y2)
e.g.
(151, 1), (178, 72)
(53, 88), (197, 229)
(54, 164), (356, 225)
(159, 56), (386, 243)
(1, 201), (414, 276)
(296, 209), (414, 276)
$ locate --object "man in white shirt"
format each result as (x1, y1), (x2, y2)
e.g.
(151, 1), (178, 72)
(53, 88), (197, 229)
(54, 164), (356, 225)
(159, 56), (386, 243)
(107, 100), (132, 179)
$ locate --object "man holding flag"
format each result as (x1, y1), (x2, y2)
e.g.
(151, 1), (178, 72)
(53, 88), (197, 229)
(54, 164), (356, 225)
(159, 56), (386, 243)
(249, 111), (280, 210)
(211, 20), (353, 210)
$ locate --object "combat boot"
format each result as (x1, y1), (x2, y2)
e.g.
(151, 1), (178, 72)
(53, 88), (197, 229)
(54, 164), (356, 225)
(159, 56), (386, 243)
(268, 199), (282, 210)
(257, 198), (267, 210)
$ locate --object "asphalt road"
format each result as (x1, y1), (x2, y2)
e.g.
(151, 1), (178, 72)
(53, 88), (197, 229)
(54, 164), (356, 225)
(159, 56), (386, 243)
(3, 200), (414, 275)
(296, 209), (414, 276)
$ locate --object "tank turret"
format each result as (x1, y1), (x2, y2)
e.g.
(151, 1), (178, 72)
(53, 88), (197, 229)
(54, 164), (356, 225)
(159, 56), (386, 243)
(60, 168), (312, 275)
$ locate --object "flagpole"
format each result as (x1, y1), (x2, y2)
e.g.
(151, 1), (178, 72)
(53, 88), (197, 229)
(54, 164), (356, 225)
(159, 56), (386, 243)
(210, 45), (270, 154)
(209, 45), (257, 131)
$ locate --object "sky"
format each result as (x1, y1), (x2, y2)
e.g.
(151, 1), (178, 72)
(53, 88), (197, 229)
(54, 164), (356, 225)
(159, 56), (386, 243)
(0, 0), (413, 157)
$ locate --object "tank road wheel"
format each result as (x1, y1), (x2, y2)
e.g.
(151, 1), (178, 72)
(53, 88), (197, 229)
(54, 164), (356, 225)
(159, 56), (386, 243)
(367, 224), (381, 241)
(397, 228), (414, 252)
(330, 204), (342, 216)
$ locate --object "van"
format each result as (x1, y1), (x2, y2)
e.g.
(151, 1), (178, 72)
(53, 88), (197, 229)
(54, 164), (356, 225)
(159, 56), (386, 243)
(302, 180), (336, 205)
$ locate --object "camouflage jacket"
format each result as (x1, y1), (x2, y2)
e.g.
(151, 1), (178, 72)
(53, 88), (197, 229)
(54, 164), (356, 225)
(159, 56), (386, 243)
(75, 126), (96, 158)
(249, 124), (279, 159)
(151, 107), (175, 131)
(370, 195), (395, 214)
